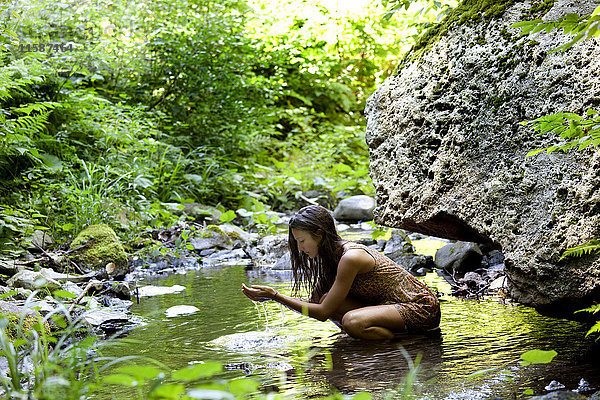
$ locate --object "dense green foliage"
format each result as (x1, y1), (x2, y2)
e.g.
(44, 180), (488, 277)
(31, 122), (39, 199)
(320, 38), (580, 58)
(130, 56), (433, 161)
(0, 291), (99, 399)
(1, 0), (445, 255)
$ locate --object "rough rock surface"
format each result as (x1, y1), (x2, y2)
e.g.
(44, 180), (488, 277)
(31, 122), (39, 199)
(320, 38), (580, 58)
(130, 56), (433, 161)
(365, 0), (600, 308)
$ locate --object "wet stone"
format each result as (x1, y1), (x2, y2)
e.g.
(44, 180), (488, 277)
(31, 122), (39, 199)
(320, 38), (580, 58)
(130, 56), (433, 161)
(84, 309), (129, 327)
(545, 380), (566, 391)
(138, 285), (186, 297)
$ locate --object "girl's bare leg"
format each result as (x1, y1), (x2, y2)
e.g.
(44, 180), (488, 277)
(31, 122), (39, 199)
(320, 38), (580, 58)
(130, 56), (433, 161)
(341, 305), (406, 340)
(318, 292), (365, 329)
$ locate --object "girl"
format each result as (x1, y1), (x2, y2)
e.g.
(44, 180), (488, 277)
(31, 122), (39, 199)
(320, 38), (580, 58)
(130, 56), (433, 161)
(242, 205), (440, 340)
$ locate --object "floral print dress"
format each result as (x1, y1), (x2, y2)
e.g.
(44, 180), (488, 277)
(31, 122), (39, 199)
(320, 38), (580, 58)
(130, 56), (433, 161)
(344, 242), (440, 331)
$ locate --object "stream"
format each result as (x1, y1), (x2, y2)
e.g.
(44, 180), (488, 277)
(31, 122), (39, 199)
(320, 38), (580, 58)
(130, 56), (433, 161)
(92, 239), (600, 399)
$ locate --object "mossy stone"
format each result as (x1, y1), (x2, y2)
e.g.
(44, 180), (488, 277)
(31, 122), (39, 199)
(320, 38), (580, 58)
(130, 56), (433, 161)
(0, 301), (51, 341)
(70, 224), (129, 278)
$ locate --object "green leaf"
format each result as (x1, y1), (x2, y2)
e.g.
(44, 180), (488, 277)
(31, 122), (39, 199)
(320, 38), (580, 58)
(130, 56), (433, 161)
(103, 373), (138, 387)
(227, 378), (259, 396)
(51, 314), (67, 328)
(150, 383), (185, 399)
(584, 321), (600, 339)
(53, 290), (77, 299)
(171, 362), (222, 382)
(61, 223), (75, 231)
(333, 163), (353, 173)
(575, 304), (600, 314)
(526, 148), (546, 157)
(560, 239), (600, 260)
(0, 290), (17, 299)
(350, 393), (373, 400)
(520, 349), (557, 365)
(586, 109), (599, 116)
(219, 210), (236, 223)
(115, 365), (163, 381)
(523, 389), (534, 395)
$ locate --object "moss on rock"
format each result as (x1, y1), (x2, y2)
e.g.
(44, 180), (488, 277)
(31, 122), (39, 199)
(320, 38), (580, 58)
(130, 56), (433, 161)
(0, 302), (51, 341)
(400, 0), (557, 67)
(401, 0), (516, 65)
(524, 0), (555, 19)
(70, 224), (128, 278)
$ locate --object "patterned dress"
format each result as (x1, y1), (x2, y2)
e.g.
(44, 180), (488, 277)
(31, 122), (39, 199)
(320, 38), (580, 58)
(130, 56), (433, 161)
(344, 242), (440, 331)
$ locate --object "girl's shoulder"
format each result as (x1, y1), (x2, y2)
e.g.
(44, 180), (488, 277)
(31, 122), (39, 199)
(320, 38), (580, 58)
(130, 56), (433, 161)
(339, 242), (376, 273)
(341, 241), (373, 254)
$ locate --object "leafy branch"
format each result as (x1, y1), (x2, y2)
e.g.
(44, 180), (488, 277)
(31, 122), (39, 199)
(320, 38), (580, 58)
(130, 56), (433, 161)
(511, 5), (600, 52)
(559, 239), (600, 260)
(523, 109), (600, 157)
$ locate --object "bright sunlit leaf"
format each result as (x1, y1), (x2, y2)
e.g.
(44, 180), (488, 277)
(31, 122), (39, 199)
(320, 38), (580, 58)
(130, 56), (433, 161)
(103, 373), (138, 387)
(172, 362), (223, 382)
(115, 365), (163, 381)
(520, 349), (557, 366)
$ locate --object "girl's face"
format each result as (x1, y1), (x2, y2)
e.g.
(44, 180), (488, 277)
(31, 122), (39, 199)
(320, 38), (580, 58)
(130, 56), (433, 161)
(292, 228), (321, 259)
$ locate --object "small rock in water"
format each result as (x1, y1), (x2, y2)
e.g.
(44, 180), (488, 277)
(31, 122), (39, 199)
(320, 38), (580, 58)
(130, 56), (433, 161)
(546, 380), (566, 391)
(138, 285), (186, 297)
(266, 360), (294, 372)
(337, 223), (350, 232)
(165, 305), (199, 317)
(573, 378), (593, 393)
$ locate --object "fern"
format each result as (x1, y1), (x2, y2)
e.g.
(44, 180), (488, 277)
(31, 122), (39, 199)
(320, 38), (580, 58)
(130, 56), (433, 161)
(560, 239), (600, 260)
(575, 304), (600, 341)
(586, 322), (600, 339)
(576, 304), (600, 315)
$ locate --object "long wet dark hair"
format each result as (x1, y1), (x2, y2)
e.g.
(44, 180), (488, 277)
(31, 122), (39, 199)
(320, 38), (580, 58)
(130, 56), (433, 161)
(288, 205), (345, 300)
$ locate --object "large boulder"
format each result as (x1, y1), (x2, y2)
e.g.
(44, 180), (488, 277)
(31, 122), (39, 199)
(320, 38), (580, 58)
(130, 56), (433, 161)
(364, 0), (600, 309)
(70, 224), (129, 279)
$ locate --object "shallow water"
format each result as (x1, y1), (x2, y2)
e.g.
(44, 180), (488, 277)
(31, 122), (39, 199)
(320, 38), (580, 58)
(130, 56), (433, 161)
(93, 241), (600, 399)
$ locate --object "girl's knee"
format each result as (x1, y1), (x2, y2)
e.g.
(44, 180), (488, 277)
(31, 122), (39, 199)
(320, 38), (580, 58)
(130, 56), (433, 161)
(341, 311), (365, 338)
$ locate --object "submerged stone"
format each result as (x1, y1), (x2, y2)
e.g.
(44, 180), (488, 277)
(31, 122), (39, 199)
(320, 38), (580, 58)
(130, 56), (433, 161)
(165, 305), (199, 317)
(209, 330), (300, 353)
